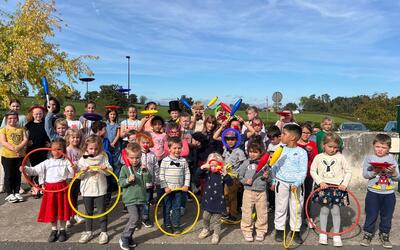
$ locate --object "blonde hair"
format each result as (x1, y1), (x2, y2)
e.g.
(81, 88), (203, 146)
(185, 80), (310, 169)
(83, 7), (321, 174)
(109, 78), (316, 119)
(322, 132), (341, 146)
(54, 118), (68, 129)
(192, 101), (204, 110)
(81, 135), (103, 154)
(65, 128), (83, 147)
(207, 152), (224, 163)
(125, 142), (142, 154)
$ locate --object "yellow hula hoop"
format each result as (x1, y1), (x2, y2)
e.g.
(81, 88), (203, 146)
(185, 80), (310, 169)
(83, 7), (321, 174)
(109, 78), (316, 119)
(283, 187), (298, 249)
(154, 188), (200, 237)
(67, 166), (121, 219)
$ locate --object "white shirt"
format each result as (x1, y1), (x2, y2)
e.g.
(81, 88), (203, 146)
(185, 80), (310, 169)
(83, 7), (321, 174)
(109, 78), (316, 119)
(25, 158), (73, 184)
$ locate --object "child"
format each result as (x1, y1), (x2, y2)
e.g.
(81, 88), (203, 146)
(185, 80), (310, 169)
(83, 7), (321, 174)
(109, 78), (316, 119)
(275, 110), (295, 131)
(266, 125), (282, 153)
(118, 142), (151, 250)
(202, 115), (223, 154)
(315, 116), (343, 153)
(149, 116), (167, 163)
(106, 109), (121, 174)
(242, 106), (265, 134)
(270, 124), (307, 244)
(360, 134), (399, 248)
(45, 103), (68, 140)
(197, 153), (233, 244)
(1, 99), (27, 128)
(191, 101), (205, 132)
(0, 110), (28, 203)
(239, 142), (269, 242)
(136, 131), (158, 227)
(164, 123), (190, 158)
(166, 100), (181, 126)
(310, 132), (352, 247)
(120, 105), (141, 140)
(64, 105), (83, 130)
(139, 101), (158, 132)
(21, 138), (74, 242)
(245, 117), (268, 151)
(79, 101), (96, 136)
(180, 112), (193, 142)
(78, 135), (113, 245)
(159, 137), (190, 234)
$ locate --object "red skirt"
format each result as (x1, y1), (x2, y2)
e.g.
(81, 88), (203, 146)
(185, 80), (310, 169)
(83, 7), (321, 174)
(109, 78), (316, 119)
(37, 181), (75, 223)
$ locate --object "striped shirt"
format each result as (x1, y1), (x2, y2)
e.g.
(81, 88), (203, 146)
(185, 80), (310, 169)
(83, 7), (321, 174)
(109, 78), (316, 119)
(159, 156), (190, 189)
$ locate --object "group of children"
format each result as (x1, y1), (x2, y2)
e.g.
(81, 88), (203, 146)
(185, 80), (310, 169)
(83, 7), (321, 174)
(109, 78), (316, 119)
(0, 99), (398, 249)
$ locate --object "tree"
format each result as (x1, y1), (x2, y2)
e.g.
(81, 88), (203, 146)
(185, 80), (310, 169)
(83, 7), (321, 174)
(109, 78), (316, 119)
(139, 95), (147, 104)
(98, 84), (128, 107)
(284, 102), (298, 111)
(65, 89), (81, 101)
(85, 91), (99, 102)
(0, 0), (97, 107)
(128, 94), (137, 104)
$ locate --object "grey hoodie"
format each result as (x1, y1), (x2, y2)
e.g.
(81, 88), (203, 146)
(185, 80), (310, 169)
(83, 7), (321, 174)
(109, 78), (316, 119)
(239, 159), (268, 191)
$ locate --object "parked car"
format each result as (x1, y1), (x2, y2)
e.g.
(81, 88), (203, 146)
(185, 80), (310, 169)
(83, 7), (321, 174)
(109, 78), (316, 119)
(384, 121), (397, 132)
(338, 122), (369, 132)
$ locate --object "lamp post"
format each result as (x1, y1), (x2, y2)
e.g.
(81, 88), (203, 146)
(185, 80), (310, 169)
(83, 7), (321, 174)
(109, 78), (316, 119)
(126, 56), (131, 103)
(79, 77), (95, 102)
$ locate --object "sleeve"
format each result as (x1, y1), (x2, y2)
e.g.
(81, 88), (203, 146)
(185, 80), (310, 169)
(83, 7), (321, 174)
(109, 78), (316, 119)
(389, 155), (399, 181)
(237, 150), (247, 165)
(224, 174), (233, 186)
(309, 141), (318, 162)
(362, 156), (376, 179)
(310, 154), (323, 185)
(101, 153), (113, 176)
(1, 117), (6, 128)
(118, 165), (131, 188)
(340, 155), (352, 187)
(25, 160), (46, 176)
(153, 157), (160, 184)
(44, 112), (57, 140)
(159, 160), (167, 188)
(238, 161), (248, 185)
(184, 160), (191, 187)
(294, 149), (308, 187)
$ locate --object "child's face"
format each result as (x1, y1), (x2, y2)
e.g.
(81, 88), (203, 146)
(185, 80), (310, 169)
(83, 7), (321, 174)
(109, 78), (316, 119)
(374, 142), (390, 157)
(128, 107), (137, 119)
(170, 110), (180, 120)
(140, 138), (151, 151)
(86, 142), (99, 156)
(152, 120), (163, 133)
(180, 116), (191, 129)
(51, 142), (64, 159)
(128, 134), (136, 143)
(127, 150), (141, 166)
(108, 111), (117, 122)
(169, 142), (182, 158)
(300, 128), (312, 142)
(323, 141), (339, 156)
(281, 129), (295, 144)
(321, 120), (333, 132)
(270, 135), (281, 145)
(69, 135), (81, 148)
(32, 108), (44, 122)
(10, 102), (21, 112)
(97, 127), (106, 137)
(230, 121), (241, 131)
(193, 107), (204, 119)
(225, 136), (238, 148)
(205, 120), (215, 132)
(86, 103), (95, 113)
(56, 124), (67, 136)
(168, 128), (181, 138)
(64, 106), (75, 120)
(247, 110), (257, 121)
(48, 100), (57, 111)
(252, 120), (263, 132)
(248, 149), (262, 161)
(7, 115), (18, 126)
(147, 103), (157, 110)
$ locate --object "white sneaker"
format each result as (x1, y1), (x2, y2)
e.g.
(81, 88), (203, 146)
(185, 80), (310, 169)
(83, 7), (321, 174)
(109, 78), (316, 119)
(66, 220), (72, 228)
(14, 193), (24, 202)
(5, 194), (18, 203)
(198, 229), (210, 239)
(78, 231), (93, 244)
(74, 215), (85, 224)
(319, 234), (328, 245)
(211, 234), (220, 244)
(98, 232), (109, 245)
(19, 187), (25, 194)
(333, 235), (343, 247)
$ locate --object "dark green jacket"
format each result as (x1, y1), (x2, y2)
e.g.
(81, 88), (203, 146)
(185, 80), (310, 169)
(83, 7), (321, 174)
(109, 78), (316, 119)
(119, 164), (151, 206)
(316, 130), (344, 153)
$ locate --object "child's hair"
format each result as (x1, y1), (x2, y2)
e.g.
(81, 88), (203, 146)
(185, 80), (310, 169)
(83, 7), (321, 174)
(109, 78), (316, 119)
(65, 128), (83, 147)
(126, 129), (137, 138)
(207, 152), (224, 163)
(105, 109), (118, 122)
(85, 101), (96, 108)
(321, 116), (333, 123)
(373, 133), (391, 148)
(246, 106), (259, 114)
(192, 101), (204, 110)
(145, 101), (157, 110)
(167, 137), (182, 148)
(92, 121), (106, 134)
(51, 137), (67, 154)
(54, 118), (68, 129)
(64, 104), (76, 112)
(26, 105), (46, 123)
(4, 110), (19, 125)
(322, 132), (342, 146)
(151, 115), (165, 127)
(45, 97), (61, 114)
(81, 134), (103, 153)
(125, 142), (142, 154)
(136, 131), (154, 148)
(300, 122), (313, 133)
(202, 115), (217, 133)
(9, 99), (21, 106)
(267, 125), (281, 139)
(247, 141), (265, 154)
(166, 122), (181, 135)
(180, 112), (191, 119)
(283, 123), (302, 140)
(253, 117), (263, 125)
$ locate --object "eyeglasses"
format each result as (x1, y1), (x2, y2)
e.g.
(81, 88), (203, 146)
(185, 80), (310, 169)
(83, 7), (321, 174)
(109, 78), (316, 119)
(224, 136), (238, 141)
(253, 123), (262, 126)
(302, 131), (312, 135)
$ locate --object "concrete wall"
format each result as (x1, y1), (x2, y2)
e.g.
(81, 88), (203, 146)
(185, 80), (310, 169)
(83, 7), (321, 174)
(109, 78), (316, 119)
(338, 132), (399, 189)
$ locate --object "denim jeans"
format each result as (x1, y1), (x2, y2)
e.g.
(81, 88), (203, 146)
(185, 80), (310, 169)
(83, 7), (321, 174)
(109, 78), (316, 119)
(143, 188), (154, 220)
(163, 190), (183, 227)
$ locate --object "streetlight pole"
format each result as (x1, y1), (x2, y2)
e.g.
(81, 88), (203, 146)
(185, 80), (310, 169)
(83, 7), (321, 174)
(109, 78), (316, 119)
(126, 56), (131, 103)
(79, 77), (95, 102)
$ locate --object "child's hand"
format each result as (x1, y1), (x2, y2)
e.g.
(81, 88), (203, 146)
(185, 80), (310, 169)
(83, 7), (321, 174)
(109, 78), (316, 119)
(245, 179), (253, 185)
(338, 185), (347, 191)
(19, 166), (25, 173)
(262, 171), (269, 178)
(200, 164), (210, 170)
(99, 165), (108, 171)
(384, 166), (396, 175)
(80, 166), (89, 172)
(47, 104), (55, 113)
(182, 185), (189, 192)
(373, 167), (382, 174)
(221, 168), (227, 176)
(164, 187), (172, 194)
(270, 184), (275, 191)
(290, 185), (297, 193)
(128, 174), (135, 183)
(320, 182), (329, 189)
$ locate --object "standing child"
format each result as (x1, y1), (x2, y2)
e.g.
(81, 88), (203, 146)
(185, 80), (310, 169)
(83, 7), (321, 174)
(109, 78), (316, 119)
(79, 101), (96, 136)
(120, 106), (141, 140)
(197, 153), (233, 244)
(239, 142), (269, 242)
(118, 142), (151, 250)
(159, 137), (190, 234)
(64, 105), (83, 130)
(275, 110), (295, 131)
(77, 135), (113, 245)
(139, 101), (158, 132)
(166, 100), (182, 126)
(149, 116), (167, 164)
(271, 124), (307, 244)
(360, 134), (399, 249)
(0, 110), (28, 203)
(180, 112), (193, 142)
(106, 109), (121, 174)
(266, 125), (282, 213)
(45, 99), (68, 140)
(191, 101), (205, 132)
(21, 138), (75, 242)
(310, 132), (352, 247)
(315, 117), (343, 153)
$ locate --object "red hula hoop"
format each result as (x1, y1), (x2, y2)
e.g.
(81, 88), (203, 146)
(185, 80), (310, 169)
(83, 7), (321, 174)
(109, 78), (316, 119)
(305, 184), (361, 236)
(21, 147), (75, 193)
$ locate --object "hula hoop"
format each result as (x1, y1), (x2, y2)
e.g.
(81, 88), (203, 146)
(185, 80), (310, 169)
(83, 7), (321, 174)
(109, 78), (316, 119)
(21, 148), (75, 193)
(305, 185), (361, 236)
(221, 128), (241, 149)
(154, 188), (200, 237)
(67, 166), (121, 219)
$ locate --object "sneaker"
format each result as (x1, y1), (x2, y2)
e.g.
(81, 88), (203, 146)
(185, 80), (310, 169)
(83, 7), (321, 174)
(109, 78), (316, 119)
(173, 226), (182, 234)
(74, 215), (85, 224)
(48, 230), (58, 242)
(98, 232), (109, 245)
(333, 235), (343, 247)
(119, 237), (130, 250)
(58, 230), (67, 242)
(78, 231), (93, 244)
(14, 193), (24, 202)
(6, 194), (18, 203)
(244, 234), (254, 242)
(211, 234), (220, 244)
(275, 230), (284, 242)
(66, 220), (72, 228)
(226, 215), (240, 222)
(379, 232), (392, 249)
(360, 232), (373, 247)
(128, 237), (137, 248)
(308, 218), (315, 229)
(255, 234), (265, 242)
(319, 234), (328, 245)
(19, 187), (25, 194)
(163, 225), (173, 234)
(198, 229), (211, 239)
(142, 219), (153, 228)
(294, 232), (303, 245)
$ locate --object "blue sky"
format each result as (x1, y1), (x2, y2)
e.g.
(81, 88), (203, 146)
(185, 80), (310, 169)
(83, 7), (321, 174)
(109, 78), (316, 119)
(3, 0), (400, 105)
